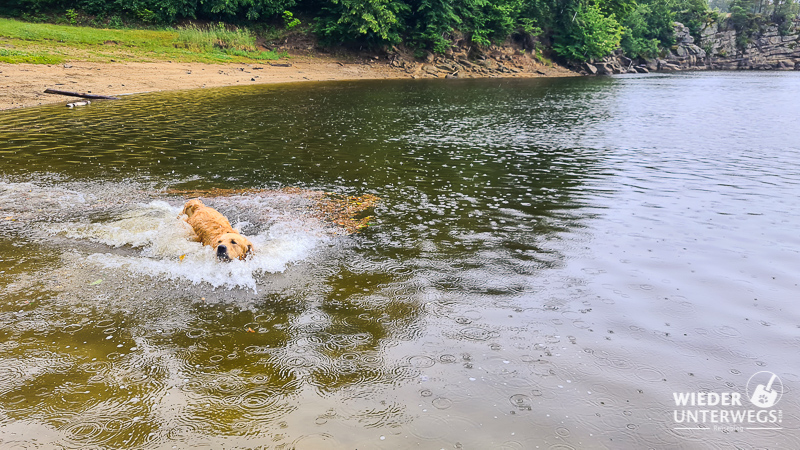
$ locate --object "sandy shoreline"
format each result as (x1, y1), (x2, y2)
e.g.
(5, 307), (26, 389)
(0, 55), (577, 111)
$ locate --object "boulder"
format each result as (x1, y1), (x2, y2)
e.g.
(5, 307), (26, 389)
(595, 62), (613, 75)
(423, 65), (440, 76)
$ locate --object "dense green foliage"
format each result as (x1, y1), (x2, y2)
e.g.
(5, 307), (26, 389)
(2, 0), (298, 23)
(620, 0), (674, 57)
(2, 0), (797, 61)
(314, 0), (407, 45)
(553, 2), (623, 60)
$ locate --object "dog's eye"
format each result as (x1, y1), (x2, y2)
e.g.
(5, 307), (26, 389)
(231, 240), (237, 245)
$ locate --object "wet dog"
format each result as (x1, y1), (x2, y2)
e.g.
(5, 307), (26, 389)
(180, 199), (253, 261)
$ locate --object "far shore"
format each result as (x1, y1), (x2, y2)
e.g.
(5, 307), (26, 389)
(0, 55), (578, 111)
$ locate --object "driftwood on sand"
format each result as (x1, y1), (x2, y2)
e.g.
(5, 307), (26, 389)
(44, 89), (120, 100)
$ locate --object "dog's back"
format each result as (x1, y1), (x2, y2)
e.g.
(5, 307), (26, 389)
(181, 199), (235, 246)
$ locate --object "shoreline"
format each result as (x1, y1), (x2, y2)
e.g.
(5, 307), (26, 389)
(0, 55), (578, 111)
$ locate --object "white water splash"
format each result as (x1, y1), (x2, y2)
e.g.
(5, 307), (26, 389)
(45, 200), (329, 290)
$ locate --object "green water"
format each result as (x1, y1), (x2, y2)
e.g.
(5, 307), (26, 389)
(1, 73), (799, 448)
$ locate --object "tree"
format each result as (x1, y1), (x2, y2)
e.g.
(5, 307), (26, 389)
(553, 2), (622, 61)
(314, 0), (409, 45)
(620, 0), (675, 58)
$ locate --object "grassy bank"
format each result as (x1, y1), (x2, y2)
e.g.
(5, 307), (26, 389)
(0, 18), (287, 64)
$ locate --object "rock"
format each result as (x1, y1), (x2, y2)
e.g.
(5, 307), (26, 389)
(584, 63), (598, 75)
(479, 59), (498, 70)
(634, 66), (649, 74)
(593, 63), (609, 75)
(693, 19), (800, 71)
(423, 65), (439, 75)
(458, 59), (475, 69)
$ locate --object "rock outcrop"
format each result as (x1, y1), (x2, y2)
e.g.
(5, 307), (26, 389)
(580, 18), (800, 75)
(385, 38), (574, 79)
(700, 19), (800, 70)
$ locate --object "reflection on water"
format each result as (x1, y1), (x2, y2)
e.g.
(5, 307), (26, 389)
(1, 72), (799, 448)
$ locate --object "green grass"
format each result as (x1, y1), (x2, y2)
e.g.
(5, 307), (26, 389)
(0, 48), (64, 64)
(175, 23), (256, 52)
(0, 18), (287, 64)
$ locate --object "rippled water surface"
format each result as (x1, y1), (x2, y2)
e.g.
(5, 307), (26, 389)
(1, 72), (799, 448)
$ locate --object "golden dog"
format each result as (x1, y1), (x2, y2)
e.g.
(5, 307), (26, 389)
(180, 198), (254, 261)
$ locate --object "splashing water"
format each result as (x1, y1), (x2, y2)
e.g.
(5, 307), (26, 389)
(6, 182), (333, 291)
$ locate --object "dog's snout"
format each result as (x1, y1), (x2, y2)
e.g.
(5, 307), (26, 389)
(216, 244), (231, 261)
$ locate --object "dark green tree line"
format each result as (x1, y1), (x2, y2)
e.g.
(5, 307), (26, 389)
(2, 0), (798, 60)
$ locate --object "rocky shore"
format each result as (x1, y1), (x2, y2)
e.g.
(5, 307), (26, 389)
(581, 18), (800, 75)
(382, 36), (575, 79)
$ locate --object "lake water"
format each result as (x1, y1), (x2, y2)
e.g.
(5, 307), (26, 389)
(1, 72), (799, 449)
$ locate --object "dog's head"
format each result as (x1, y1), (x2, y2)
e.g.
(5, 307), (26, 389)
(180, 199), (205, 219)
(214, 232), (254, 261)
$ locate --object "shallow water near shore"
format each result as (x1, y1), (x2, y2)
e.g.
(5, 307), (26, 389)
(1, 72), (799, 448)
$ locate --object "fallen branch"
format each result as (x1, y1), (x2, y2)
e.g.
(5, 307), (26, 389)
(44, 89), (120, 100)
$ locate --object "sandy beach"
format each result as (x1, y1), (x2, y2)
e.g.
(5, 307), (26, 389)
(0, 54), (576, 110)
